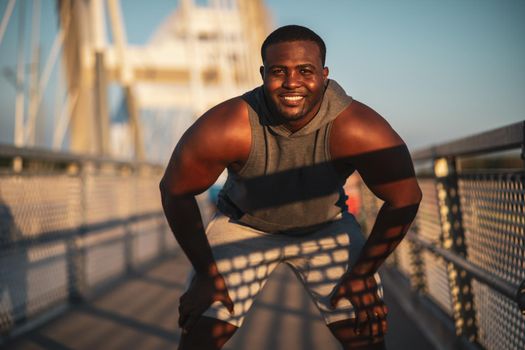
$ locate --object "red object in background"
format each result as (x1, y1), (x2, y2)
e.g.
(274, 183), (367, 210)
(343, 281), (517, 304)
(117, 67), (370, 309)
(346, 195), (360, 217)
(344, 173), (362, 217)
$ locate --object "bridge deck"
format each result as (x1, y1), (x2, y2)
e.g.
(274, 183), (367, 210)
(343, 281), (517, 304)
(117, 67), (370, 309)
(5, 253), (435, 350)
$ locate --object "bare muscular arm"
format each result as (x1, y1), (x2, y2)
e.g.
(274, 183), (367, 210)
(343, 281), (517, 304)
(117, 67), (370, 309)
(159, 97), (250, 332)
(330, 100), (422, 335)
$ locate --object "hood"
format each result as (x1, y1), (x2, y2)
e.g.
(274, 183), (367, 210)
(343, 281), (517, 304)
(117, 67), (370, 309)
(243, 79), (353, 138)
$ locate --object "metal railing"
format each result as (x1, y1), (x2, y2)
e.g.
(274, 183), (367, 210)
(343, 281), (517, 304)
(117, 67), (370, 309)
(358, 121), (525, 350)
(0, 144), (176, 342)
(1, 121), (524, 349)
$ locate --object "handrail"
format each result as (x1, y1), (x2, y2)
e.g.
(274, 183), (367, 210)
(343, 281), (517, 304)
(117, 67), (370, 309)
(412, 121), (524, 161)
(0, 143), (163, 168)
(0, 211), (164, 250)
(408, 233), (524, 314)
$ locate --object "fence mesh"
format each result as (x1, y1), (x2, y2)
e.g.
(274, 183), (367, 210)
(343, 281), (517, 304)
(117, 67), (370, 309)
(0, 162), (169, 338)
(0, 174), (82, 334)
(364, 153), (525, 349)
(459, 172), (525, 350)
(416, 177), (454, 316)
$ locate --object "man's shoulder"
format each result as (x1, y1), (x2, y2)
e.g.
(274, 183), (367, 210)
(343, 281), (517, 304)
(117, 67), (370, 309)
(203, 96), (249, 126)
(331, 100), (402, 157)
(194, 96), (250, 140)
(184, 96), (251, 164)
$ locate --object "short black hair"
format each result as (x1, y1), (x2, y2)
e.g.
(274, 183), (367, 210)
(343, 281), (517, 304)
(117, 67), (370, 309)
(261, 25), (326, 66)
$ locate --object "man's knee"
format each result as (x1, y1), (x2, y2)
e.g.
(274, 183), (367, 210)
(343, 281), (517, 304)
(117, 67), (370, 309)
(178, 316), (238, 350)
(327, 318), (386, 350)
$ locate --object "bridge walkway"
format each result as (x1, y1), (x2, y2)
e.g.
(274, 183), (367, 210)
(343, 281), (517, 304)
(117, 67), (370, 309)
(4, 252), (435, 350)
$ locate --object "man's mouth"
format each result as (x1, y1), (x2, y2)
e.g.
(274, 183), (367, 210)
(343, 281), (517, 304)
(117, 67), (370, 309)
(279, 95), (305, 106)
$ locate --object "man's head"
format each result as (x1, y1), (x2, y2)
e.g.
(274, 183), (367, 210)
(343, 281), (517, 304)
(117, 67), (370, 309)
(260, 25), (329, 130)
(261, 25), (326, 67)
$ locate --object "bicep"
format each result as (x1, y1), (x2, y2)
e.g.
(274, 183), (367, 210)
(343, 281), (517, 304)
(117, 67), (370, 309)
(354, 144), (420, 206)
(161, 98), (249, 196)
(161, 124), (228, 196)
(339, 106), (421, 205)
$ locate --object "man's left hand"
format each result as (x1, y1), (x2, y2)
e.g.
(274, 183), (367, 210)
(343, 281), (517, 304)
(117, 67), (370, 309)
(330, 272), (388, 337)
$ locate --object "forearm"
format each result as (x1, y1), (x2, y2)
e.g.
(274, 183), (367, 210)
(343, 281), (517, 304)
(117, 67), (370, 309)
(351, 201), (420, 276)
(160, 188), (217, 275)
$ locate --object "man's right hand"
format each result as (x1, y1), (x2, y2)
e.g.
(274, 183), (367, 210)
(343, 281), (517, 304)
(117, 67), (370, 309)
(178, 266), (234, 334)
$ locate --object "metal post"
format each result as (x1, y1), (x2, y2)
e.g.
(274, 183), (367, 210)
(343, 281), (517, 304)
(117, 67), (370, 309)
(61, 0), (97, 155)
(407, 220), (427, 293)
(434, 157), (478, 343)
(14, 0), (26, 147)
(94, 51), (110, 156)
(67, 162), (87, 303)
(519, 279), (525, 316)
(124, 85), (145, 160)
(27, 0), (41, 145)
(91, 0), (110, 156)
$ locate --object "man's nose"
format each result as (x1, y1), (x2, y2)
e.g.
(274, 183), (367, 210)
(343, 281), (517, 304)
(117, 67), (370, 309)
(282, 71), (301, 89)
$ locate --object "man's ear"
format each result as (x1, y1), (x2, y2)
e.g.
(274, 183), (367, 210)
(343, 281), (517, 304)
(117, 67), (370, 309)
(259, 66), (265, 80)
(323, 66), (329, 84)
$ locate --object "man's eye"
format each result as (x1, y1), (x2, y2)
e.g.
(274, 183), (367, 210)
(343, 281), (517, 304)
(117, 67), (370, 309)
(272, 69), (284, 75)
(300, 69), (313, 75)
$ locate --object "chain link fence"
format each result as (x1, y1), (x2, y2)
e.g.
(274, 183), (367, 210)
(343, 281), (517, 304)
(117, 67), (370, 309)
(0, 145), (177, 341)
(355, 121), (525, 350)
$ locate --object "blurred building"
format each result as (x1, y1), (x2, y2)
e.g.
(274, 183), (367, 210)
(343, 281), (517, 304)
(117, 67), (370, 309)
(104, 0), (273, 162)
(0, 0), (271, 163)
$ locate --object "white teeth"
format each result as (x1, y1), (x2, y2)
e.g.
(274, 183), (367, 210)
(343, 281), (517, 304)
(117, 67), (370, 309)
(283, 96), (303, 101)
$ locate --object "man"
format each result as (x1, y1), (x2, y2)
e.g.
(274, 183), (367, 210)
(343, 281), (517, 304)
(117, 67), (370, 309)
(160, 25), (422, 350)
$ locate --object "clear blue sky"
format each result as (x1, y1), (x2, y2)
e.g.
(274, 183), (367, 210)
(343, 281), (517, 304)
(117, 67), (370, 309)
(1, 0), (524, 150)
(265, 0), (525, 149)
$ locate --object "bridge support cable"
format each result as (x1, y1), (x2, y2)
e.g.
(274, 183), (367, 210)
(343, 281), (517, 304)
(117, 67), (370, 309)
(0, 0), (15, 46)
(14, 0), (26, 147)
(53, 89), (79, 150)
(25, 0), (41, 146)
(25, 12), (67, 146)
(107, 0), (144, 160)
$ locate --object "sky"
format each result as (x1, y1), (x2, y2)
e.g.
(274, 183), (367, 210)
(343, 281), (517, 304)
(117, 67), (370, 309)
(265, 0), (525, 149)
(1, 0), (524, 151)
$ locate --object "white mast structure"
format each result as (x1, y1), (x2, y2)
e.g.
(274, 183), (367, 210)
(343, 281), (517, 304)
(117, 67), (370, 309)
(4, 0), (271, 162)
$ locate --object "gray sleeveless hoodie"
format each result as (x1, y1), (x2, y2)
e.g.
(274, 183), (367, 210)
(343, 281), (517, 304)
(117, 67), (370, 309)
(217, 79), (354, 233)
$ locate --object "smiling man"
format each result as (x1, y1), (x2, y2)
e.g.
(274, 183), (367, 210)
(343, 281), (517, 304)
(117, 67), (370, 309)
(160, 25), (422, 350)
(261, 39), (327, 128)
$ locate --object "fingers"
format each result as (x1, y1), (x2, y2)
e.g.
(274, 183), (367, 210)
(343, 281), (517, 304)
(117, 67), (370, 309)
(379, 303), (388, 335)
(179, 292), (235, 333)
(372, 294), (388, 336)
(350, 295), (388, 337)
(329, 284), (346, 309)
(365, 304), (388, 337)
(367, 309), (379, 337)
(330, 295), (341, 309)
(352, 308), (386, 337)
(354, 309), (367, 334)
(182, 306), (207, 334)
(178, 301), (189, 328)
(220, 293), (235, 315)
(178, 294), (205, 332)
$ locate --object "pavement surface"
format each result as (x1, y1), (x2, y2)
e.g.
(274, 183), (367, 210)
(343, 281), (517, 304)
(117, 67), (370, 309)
(4, 253), (436, 350)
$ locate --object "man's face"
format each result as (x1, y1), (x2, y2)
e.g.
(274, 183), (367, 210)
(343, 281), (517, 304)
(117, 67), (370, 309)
(260, 40), (328, 128)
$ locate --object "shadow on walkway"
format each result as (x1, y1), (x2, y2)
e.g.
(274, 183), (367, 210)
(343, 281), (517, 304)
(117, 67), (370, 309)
(5, 253), (435, 350)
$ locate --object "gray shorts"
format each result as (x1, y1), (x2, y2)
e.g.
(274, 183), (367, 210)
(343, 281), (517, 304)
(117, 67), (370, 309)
(191, 212), (383, 327)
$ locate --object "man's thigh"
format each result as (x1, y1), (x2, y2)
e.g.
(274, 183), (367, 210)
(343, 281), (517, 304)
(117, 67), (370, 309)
(284, 213), (383, 325)
(186, 214), (282, 327)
